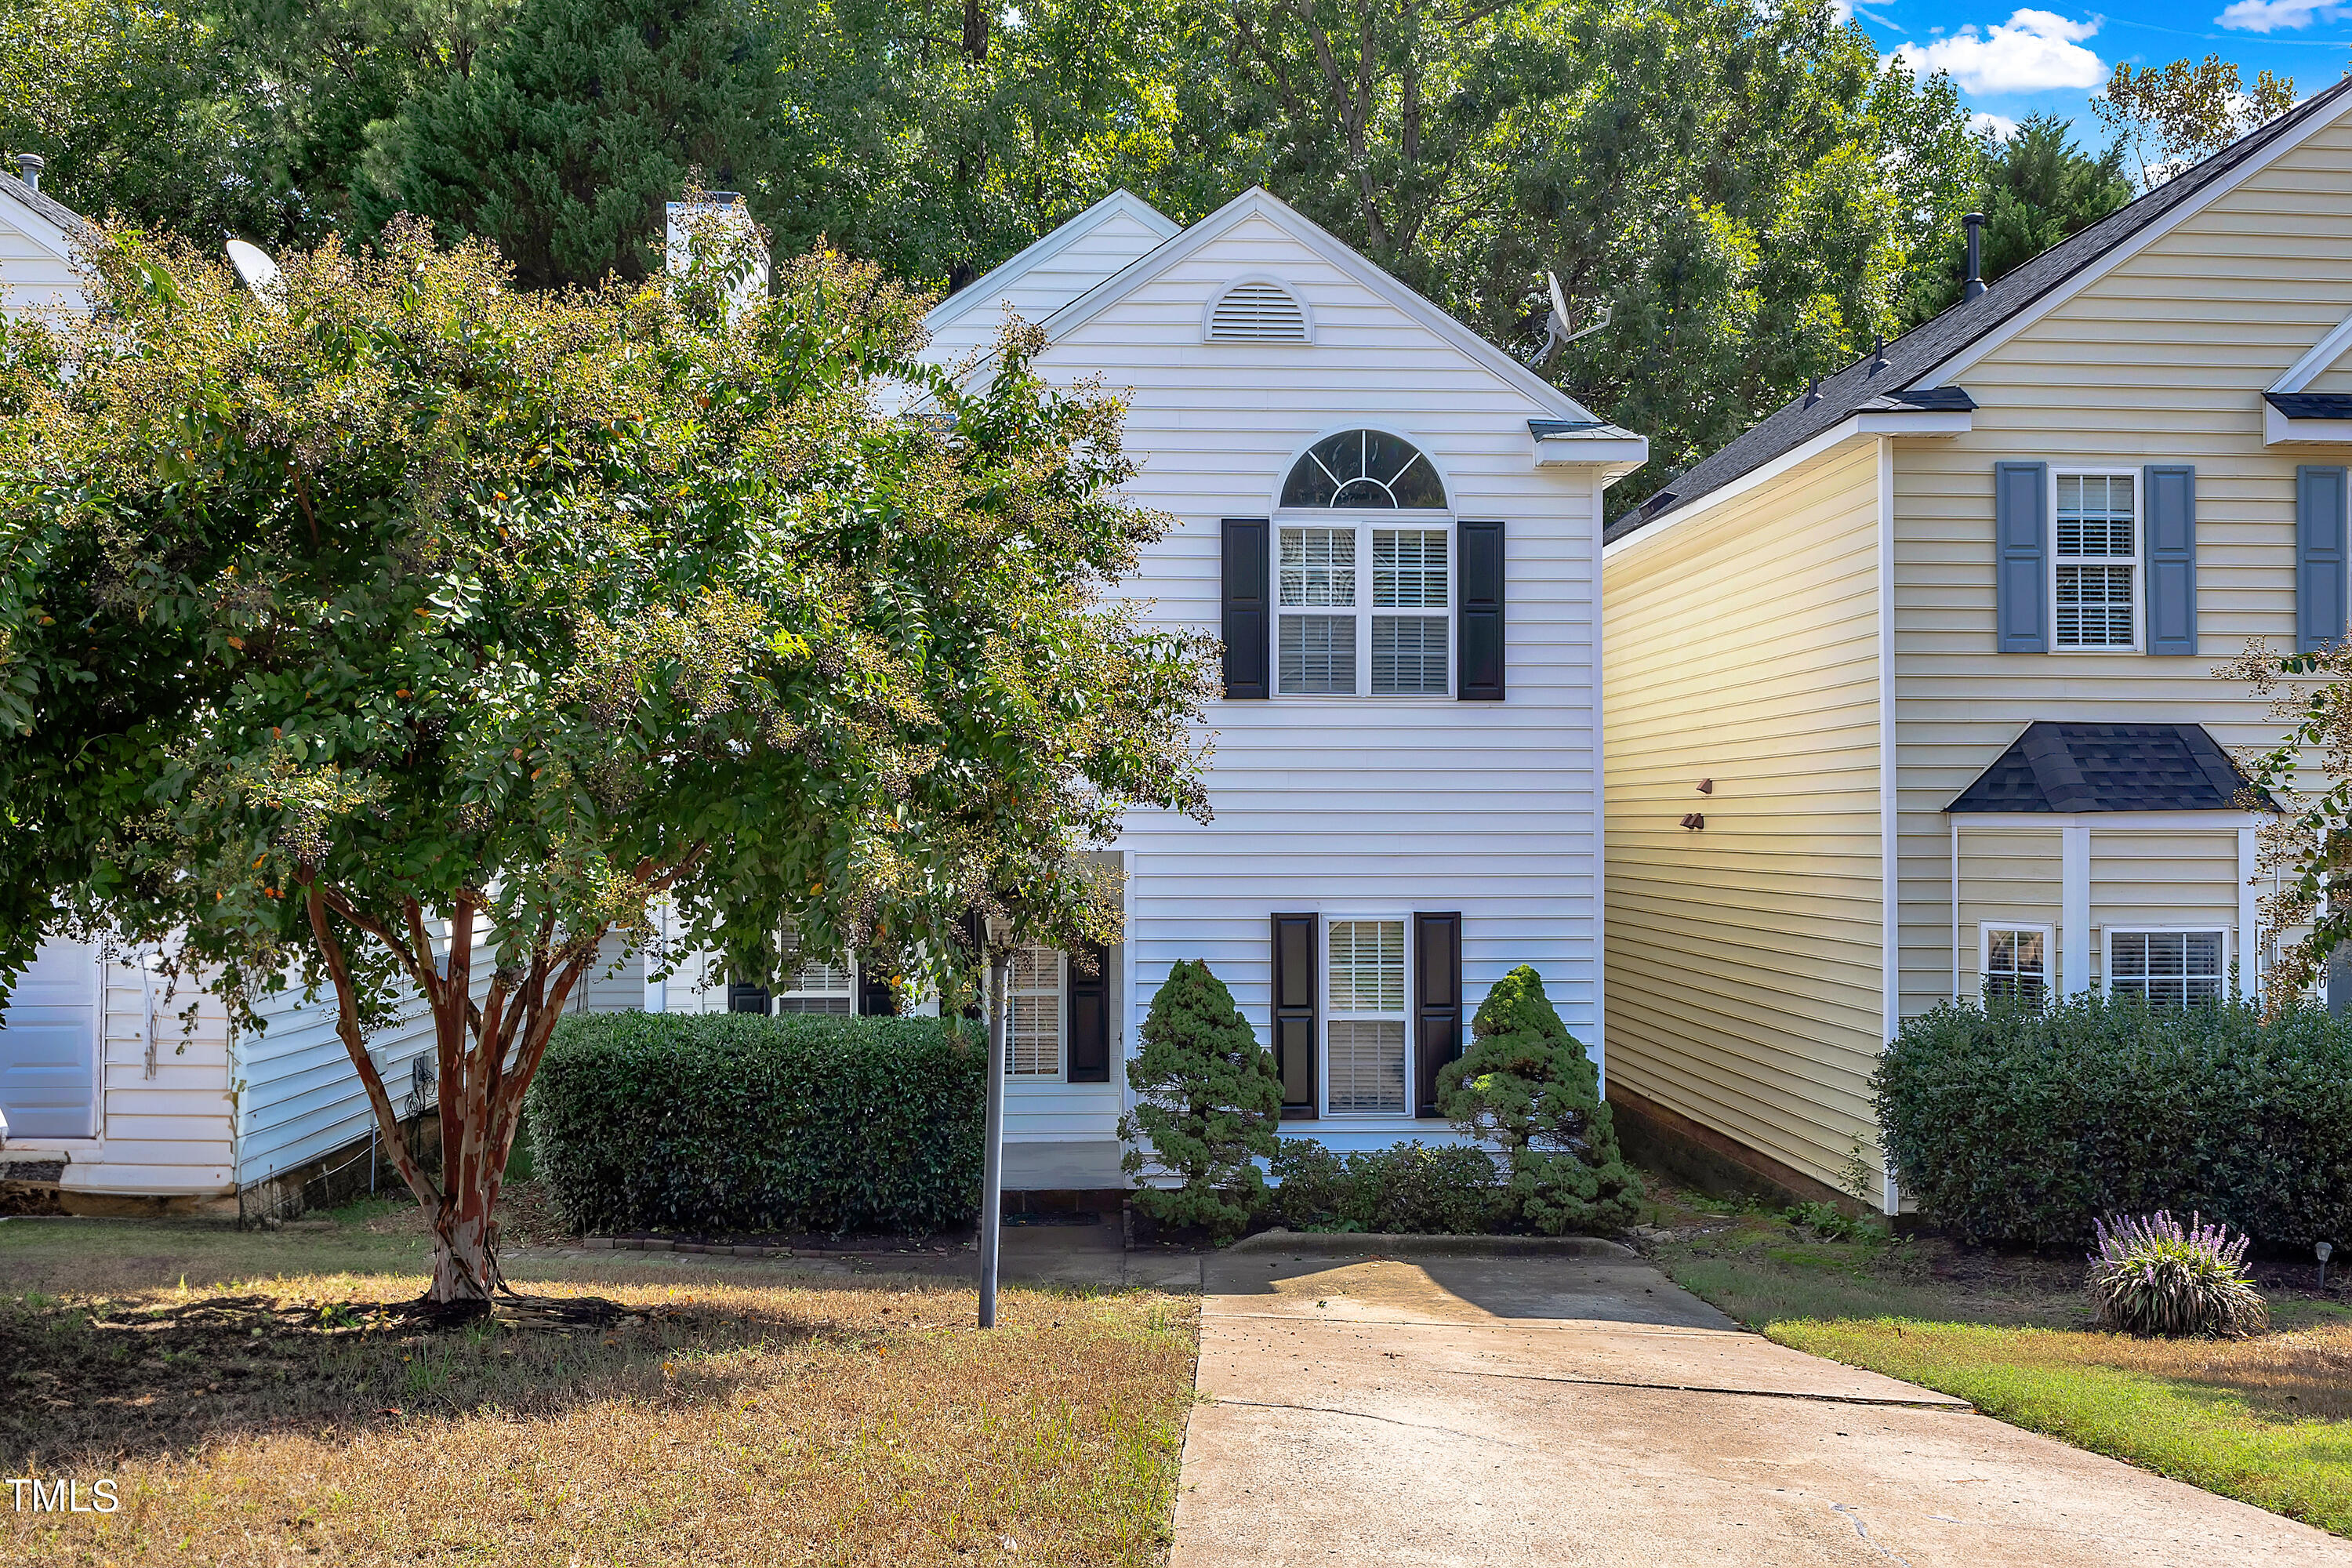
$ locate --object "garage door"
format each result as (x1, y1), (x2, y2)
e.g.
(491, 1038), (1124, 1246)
(0, 940), (100, 1141)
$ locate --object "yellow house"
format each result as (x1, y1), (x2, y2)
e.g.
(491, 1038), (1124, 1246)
(1601, 78), (2352, 1212)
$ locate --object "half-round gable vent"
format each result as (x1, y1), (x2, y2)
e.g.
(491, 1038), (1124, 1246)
(1208, 281), (1309, 342)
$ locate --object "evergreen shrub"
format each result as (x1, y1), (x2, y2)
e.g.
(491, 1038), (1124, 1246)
(1120, 959), (1283, 1240)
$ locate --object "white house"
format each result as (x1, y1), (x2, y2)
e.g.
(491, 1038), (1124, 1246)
(660, 188), (1645, 1194)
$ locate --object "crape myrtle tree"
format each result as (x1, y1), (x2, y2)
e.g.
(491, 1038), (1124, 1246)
(0, 218), (1215, 1302)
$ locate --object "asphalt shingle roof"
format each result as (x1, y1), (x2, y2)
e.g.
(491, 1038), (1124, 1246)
(0, 169), (93, 242)
(1945, 723), (2261, 814)
(1609, 74), (2352, 546)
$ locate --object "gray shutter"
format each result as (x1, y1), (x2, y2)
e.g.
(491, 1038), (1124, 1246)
(1994, 462), (2047, 653)
(1411, 913), (1461, 1118)
(2299, 466), (2348, 655)
(1270, 914), (1317, 1119)
(2143, 464), (2196, 655)
(1457, 521), (1504, 700)
(1221, 519), (1270, 699)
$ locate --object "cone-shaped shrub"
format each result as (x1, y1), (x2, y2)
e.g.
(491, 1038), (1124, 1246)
(1120, 959), (1283, 1240)
(1437, 964), (1640, 1234)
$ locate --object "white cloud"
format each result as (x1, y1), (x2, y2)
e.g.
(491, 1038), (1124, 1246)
(2217, 0), (2343, 31)
(1887, 9), (2106, 95)
(1969, 111), (2023, 140)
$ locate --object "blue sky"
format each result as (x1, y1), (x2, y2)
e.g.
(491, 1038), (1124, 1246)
(1845, 3), (2352, 147)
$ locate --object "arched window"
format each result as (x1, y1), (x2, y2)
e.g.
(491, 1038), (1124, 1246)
(1280, 430), (1446, 510)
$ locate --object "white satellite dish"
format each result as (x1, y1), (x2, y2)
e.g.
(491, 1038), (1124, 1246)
(1530, 270), (1609, 368)
(224, 238), (285, 309)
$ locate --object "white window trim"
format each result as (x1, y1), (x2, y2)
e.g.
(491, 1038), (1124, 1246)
(1272, 518), (1457, 699)
(775, 952), (856, 1014)
(2048, 466), (2143, 655)
(1322, 913), (1412, 1119)
(1976, 921), (2055, 1003)
(2103, 925), (2230, 1002)
(1005, 945), (1068, 1082)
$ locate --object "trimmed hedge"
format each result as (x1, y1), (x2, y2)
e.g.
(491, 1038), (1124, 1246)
(1267, 1140), (1508, 1234)
(527, 1011), (985, 1237)
(1875, 995), (2352, 1249)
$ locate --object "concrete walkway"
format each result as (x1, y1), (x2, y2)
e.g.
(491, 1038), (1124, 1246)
(1171, 1235), (2350, 1567)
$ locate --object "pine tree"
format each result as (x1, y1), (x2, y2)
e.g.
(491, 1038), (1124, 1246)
(1120, 960), (1283, 1240)
(356, 0), (791, 289)
(1438, 965), (1639, 1234)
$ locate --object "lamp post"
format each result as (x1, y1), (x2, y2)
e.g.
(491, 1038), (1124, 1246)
(2321, 1240), (2335, 1292)
(978, 953), (1008, 1328)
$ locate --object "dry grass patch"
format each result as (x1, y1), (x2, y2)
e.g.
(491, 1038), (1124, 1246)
(0, 1272), (1197, 1567)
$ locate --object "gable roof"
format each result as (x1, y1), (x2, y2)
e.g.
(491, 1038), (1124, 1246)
(1611, 73), (2352, 545)
(1022, 186), (1610, 428)
(924, 190), (1181, 336)
(0, 171), (93, 255)
(1945, 722), (2263, 814)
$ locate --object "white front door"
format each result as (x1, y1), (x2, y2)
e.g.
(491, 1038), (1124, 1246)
(0, 939), (100, 1141)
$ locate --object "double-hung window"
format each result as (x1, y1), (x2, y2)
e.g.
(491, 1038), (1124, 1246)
(2107, 929), (2224, 1007)
(1979, 924), (2051, 1006)
(775, 953), (854, 1014)
(1275, 430), (1451, 697)
(1005, 945), (1065, 1078)
(2053, 470), (2140, 650)
(1325, 919), (1407, 1114)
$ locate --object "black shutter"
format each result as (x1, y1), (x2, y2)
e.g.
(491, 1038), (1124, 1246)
(2143, 464), (2197, 655)
(1271, 914), (1317, 1118)
(1457, 521), (1504, 700)
(1066, 940), (1112, 1082)
(1221, 518), (1270, 699)
(1994, 462), (2048, 653)
(857, 966), (897, 1017)
(1413, 913), (1462, 1117)
(2300, 466), (2348, 654)
(957, 910), (986, 1021)
(727, 979), (771, 1014)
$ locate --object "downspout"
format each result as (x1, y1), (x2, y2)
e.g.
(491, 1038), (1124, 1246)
(1592, 466), (1608, 1098)
(1877, 434), (1900, 1217)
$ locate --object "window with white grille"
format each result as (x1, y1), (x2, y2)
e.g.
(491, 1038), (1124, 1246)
(1979, 924), (2050, 1006)
(776, 953), (854, 1014)
(2053, 470), (2139, 650)
(1005, 945), (1065, 1077)
(2107, 929), (2223, 1007)
(1277, 521), (1450, 696)
(1207, 281), (1309, 341)
(1326, 919), (1406, 1114)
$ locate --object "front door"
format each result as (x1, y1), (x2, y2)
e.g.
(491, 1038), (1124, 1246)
(0, 940), (100, 1141)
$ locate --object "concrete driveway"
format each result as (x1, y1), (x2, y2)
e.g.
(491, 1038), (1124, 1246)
(1171, 1235), (2350, 1567)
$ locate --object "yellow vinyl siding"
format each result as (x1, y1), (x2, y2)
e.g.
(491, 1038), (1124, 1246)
(1604, 441), (1883, 1192)
(1889, 105), (2352, 1017)
(1953, 826), (2063, 1000)
(2089, 831), (2242, 989)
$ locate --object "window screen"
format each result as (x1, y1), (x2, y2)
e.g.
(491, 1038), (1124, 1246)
(1005, 945), (1065, 1076)
(2054, 473), (2137, 649)
(2108, 930), (2223, 1007)
(1981, 927), (2048, 1007)
(1327, 920), (1406, 1113)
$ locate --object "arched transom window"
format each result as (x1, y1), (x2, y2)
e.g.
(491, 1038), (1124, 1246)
(1281, 429), (1446, 510)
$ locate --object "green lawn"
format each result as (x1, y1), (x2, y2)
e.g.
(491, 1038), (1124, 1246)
(1640, 1183), (2352, 1539)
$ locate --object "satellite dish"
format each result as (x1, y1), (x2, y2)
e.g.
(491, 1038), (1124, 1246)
(224, 238), (284, 309)
(1530, 270), (1610, 368)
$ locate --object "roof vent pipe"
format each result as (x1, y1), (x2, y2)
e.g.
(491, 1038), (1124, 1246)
(15, 153), (42, 193)
(1962, 212), (1985, 302)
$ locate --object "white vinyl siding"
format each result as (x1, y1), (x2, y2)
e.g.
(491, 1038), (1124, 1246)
(1326, 919), (1406, 1114)
(2107, 929), (2226, 1006)
(2052, 470), (2140, 651)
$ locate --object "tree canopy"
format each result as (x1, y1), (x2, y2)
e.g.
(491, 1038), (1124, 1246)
(1901, 114), (2133, 325)
(0, 220), (1214, 1296)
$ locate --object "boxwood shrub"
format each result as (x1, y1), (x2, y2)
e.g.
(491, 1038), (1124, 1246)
(527, 1011), (985, 1238)
(1875, 994), (2352, 1249)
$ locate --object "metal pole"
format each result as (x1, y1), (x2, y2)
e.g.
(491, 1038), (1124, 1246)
(979, 954), (1008, 1328)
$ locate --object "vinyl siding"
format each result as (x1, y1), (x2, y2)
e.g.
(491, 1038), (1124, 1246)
(86, 949), (234, 1196)
(1886, 104), (2352, 1016)
(922, 205), (1174, 365)
(1602, 441), (1884, 1193)
(0, 200), (85, 327)
(1000, 207), (1602, 1159)
(1951, 826), (2063, 1000)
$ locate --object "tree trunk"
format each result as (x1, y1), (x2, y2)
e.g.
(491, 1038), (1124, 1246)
(430, 1185), (501, 1302)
